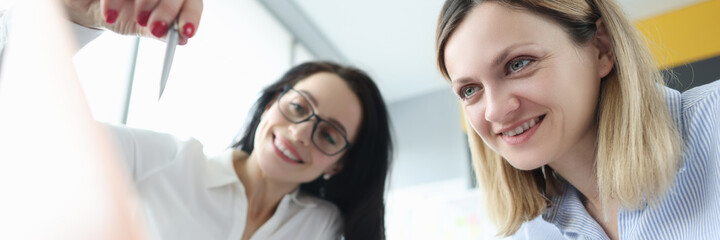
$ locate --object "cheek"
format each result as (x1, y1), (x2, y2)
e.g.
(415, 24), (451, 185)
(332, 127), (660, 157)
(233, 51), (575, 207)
(314, 155), (340, 169)
(464, 104), (494, 142)
(254, 107), (280, 145)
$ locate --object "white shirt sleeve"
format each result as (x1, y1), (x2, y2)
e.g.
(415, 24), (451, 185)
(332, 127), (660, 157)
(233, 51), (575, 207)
(105, 123), (191, 182)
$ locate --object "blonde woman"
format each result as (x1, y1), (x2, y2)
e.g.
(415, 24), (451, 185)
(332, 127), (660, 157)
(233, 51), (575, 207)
(436, 0), (719, 239)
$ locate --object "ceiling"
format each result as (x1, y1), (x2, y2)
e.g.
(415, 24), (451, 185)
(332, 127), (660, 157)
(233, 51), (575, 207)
(261, 0), (705, 103)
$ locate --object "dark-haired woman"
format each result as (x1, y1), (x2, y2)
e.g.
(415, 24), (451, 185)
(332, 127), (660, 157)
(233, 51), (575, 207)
(110, 61), (391, 240)
(0, 0), (392, 239)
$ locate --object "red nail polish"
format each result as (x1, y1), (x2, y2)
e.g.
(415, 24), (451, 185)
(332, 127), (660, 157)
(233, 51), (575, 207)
(137, 11), (151, 27)
(105, 9), (118, 24)
(182, 23), (195, 38)
(150, 21), (168, 38)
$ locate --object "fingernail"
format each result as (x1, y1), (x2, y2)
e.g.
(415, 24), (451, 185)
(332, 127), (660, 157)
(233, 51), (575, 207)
(150, 21), (168, 38)
(137, 11), (151, 27)
(105, 9), (118, 24)
(182, 23), (195, 38)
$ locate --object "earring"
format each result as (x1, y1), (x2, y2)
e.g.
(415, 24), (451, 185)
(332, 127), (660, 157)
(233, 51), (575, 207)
(323, 173), (331, 180)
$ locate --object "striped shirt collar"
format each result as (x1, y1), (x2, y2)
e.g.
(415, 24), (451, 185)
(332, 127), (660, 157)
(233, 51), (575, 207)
(542, 182), (611, 240)
(516, 81), (720, 239)
(538, 86), (686, 240)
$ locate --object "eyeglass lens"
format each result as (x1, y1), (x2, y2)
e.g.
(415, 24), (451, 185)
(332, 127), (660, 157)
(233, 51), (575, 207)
(278, 89), (348, 155)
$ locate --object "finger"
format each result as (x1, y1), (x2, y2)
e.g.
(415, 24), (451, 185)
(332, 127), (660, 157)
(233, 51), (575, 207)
(178, 0), (203, 39)
(101, 0), (124, 24)
(147, 0), (183, 38)
(134, 0), (160, 27)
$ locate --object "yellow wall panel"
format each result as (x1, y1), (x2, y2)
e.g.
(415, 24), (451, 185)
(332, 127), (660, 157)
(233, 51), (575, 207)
(635, 0), (720, 69)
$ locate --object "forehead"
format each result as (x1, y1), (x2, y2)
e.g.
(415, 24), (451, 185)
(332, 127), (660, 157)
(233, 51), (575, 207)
(292, 72), (363, 138)
(444, 2), (570, 78)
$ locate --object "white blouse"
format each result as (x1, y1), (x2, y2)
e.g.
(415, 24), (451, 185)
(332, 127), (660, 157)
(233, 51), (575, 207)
(108, 125), (343, 240)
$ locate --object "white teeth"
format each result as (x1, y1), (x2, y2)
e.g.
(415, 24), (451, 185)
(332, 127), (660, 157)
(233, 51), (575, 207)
(502, 117), (541, 137)
(274, 137), (301, 162)
(513, 126), (523, 135)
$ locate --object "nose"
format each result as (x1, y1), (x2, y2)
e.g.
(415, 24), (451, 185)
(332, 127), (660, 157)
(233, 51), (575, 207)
(483, 88), (520, 123)
(288, 118), (315, 146)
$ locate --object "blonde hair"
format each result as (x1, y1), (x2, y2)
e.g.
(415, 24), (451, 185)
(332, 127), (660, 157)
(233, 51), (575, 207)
(436, 0), (682, 236)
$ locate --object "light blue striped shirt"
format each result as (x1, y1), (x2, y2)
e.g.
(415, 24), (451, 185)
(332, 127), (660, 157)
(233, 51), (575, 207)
(514, 80), (720, 240)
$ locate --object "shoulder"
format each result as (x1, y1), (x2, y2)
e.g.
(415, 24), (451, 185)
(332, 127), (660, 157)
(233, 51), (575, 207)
(678, 80), (720, 138)
(674, 80), (720, 180)
(293, 192), (343, 221)
(284, 192), (343, 238)
(105, 123), (203, 153)
(681, 79), (720, 111)
(104, 123), (205, 180)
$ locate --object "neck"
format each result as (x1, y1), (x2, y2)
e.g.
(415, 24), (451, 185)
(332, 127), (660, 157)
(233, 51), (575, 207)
(548, 142), (599, 205)
(232, 150), (299, 219)
(547, 125), (600, 205)
(547, 126), (619, 240)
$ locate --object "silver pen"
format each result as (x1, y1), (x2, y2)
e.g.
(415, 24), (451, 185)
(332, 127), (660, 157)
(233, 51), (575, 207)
(159, 20), (180, 100)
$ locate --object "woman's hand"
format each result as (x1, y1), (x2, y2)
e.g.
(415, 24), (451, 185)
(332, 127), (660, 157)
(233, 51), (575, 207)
(63, 0), (202, 44)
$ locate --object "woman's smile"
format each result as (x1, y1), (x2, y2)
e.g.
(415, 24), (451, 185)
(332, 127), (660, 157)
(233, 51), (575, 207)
(272, 134), (305, 164)
(497, 115), (545, 145)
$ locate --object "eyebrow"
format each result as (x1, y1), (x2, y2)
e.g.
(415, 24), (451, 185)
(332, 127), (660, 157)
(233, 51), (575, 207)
(493, 42), (534, 67)
(299, 90), (348, 135)
(452, 42), (536, 84)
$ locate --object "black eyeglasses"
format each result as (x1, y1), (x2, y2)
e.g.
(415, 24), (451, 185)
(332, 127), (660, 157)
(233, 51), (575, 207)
(277, 87), (351, 156)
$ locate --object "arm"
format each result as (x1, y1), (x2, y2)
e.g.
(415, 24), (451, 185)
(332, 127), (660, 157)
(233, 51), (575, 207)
(1, 0), (202, 52)
(0, 8), (103, 65)
(0, 0), (202, 68)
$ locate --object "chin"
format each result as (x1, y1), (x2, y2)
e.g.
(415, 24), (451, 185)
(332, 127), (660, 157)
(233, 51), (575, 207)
(503, 154), (549, 171)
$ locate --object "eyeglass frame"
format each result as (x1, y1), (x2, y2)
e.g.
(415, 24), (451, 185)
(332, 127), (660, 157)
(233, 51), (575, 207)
(276, 86), (352, 156)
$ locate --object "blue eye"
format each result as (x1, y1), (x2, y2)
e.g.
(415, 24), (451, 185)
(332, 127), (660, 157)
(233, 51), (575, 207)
(508, 59), (531, 73)
(460, 86), (481, 99)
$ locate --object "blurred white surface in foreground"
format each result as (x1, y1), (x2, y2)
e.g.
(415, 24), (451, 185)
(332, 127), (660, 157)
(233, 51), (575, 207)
(0, 0), (145, 239)
(387, 178), (509, 240)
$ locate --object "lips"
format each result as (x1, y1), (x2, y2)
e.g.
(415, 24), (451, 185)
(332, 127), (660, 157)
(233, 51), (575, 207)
(503, 117), (539, 136)
(498, 115), (545, 136)
(273, 134), (305, 164)
(497, 115), (545, 145)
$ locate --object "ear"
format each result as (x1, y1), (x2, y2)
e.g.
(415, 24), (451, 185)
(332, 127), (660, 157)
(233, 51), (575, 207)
(593, 19), (615, 79)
